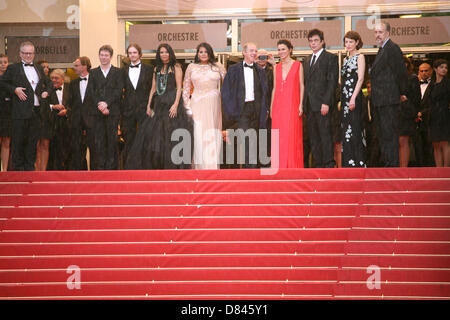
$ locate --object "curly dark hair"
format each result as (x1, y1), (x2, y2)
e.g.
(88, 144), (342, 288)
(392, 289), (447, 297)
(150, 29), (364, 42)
(307, 29), (325, 48)
(433, 58), (448, 69)
(343, 31), (363, 50)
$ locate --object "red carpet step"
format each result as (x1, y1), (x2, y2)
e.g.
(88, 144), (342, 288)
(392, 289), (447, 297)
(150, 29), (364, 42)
(0, 168), (449, 300)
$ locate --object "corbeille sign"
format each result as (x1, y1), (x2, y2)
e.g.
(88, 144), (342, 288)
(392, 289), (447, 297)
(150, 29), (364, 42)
(241, 20), (343, 48)
(129, 23), (228, 50)
(7, 37), (79, 63)
(355, 16), (450, 46)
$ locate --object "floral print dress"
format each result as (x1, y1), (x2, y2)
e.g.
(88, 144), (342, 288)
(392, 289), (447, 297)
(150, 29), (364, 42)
(341, 54), (366, 167)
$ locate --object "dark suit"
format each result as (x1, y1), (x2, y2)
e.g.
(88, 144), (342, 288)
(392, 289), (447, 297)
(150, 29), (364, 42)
(303, 50), (339, 168)
(369, 38), (408, 167)
(221, 62), (269, 168)
(47, 84), (71, 170)
(414, 78), (434, 166)
(67, 75), (96, 170)
(120, 63), (153, 164)
(0, 62), (52, 170)
(90, 65), (124, 170)
(363, 95), (382, 167)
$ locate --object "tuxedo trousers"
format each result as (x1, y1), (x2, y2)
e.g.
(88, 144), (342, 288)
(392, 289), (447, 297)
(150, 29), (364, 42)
(71, 121), (95, 171)
(373, 103), (400, 167)
(92, 114), (119, 170)
(48, 116), (71, 171)
(237, 101), (260, 168)
(306, 109), (335, 168)
(11, 111), (40, 171)
(414, 121), (434, 167)
(121, 112), (146, 167)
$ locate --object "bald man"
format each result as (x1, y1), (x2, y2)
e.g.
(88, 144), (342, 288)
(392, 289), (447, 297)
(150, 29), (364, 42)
(370, 22), (408, 167)
(414, 62), (434, 166)
(221, 43), (270, 168)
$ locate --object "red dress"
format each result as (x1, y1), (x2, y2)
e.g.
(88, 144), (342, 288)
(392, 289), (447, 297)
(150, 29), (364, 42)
(271, 60), (304, 168)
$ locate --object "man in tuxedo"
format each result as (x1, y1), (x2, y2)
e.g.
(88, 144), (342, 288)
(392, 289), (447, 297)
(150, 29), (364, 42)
(369, 22), (408, 167)
(414, 62), (434, 166)
(221, 42), (269, 168)
(303, 29), (339, 168)
(68, 56), (95, 170)
(0, 41), (52, 171)
(120, 43), (153, 165)
(90, 45), (124, 170)
(47, 69), (71, 170)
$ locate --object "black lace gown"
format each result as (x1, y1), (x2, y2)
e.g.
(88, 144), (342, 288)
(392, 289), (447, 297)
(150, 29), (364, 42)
(125, 71), (193, 169)
(341, 54), (366, 167)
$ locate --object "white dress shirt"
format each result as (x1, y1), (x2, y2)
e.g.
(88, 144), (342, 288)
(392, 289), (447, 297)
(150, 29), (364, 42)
(56, 84), (63, 104)
(129, 62), (141, 90)
(79, 74), (89, 103)
(243, 61), (255, 102)
(101, 65), (111, 78)
(50, 84), (64, 110)
(22, 61), (40, 106)
(311, 48), (324, 66)
(420, 78), (431, 99)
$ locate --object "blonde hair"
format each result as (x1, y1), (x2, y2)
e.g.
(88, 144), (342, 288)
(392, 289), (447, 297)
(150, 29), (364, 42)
(50, 68), (65, 79)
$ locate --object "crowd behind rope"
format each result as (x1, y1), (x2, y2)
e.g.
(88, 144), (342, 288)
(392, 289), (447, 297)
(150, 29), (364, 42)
(0, 21), (448, 172)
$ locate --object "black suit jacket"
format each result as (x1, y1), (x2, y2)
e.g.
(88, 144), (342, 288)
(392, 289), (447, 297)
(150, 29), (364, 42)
(90, 65), (124, 117)
(0, 62), (52, 119)
(303, 50), (339, 113)
(67, 75), (95, 129)
(49, 83), (70, 121)
(370, 39), (408, 107)
(418, 79), (434, 123)
(121, 63), (154, 119)
(221, 62), (269, 129)
(400, 74), (421, 121)
(49, 84), (70, 108)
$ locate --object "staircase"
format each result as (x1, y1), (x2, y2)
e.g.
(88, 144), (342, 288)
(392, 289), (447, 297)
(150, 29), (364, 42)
(0, 168), (449, 299)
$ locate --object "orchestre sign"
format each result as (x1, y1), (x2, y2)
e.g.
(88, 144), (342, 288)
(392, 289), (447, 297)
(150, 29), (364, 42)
(129, 23), (228, 50)
(355, 16), (450, 46)
(6, 37), (79, 63)
(241, 20), (343, 48)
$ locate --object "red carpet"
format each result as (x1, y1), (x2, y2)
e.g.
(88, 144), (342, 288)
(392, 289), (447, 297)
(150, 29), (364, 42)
(0, 168), (449, 299)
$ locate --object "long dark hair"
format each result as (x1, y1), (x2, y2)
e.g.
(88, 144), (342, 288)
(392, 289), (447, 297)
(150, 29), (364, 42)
(194, 42), (217, 65)
(155, 43), (177, 73)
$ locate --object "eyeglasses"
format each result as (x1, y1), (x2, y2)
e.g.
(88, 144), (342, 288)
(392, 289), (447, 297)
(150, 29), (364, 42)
(20, 51), (35, 55)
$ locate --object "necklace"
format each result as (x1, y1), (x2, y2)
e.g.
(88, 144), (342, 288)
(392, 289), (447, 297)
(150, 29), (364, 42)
(156, 70), (168, 96)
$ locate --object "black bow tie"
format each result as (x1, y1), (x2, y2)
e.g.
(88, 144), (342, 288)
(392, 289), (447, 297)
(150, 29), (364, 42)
(80, 77), (87, 81)
(55, 87), (62, 91)
(244, 63), (254, 69)
(23, 63), (34, 67)
(420, 80), (430, 85)
(130, 63), (141, 68)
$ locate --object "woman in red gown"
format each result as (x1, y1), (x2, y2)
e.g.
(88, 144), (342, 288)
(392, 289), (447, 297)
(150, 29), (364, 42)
(270, 39), (305, 168)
